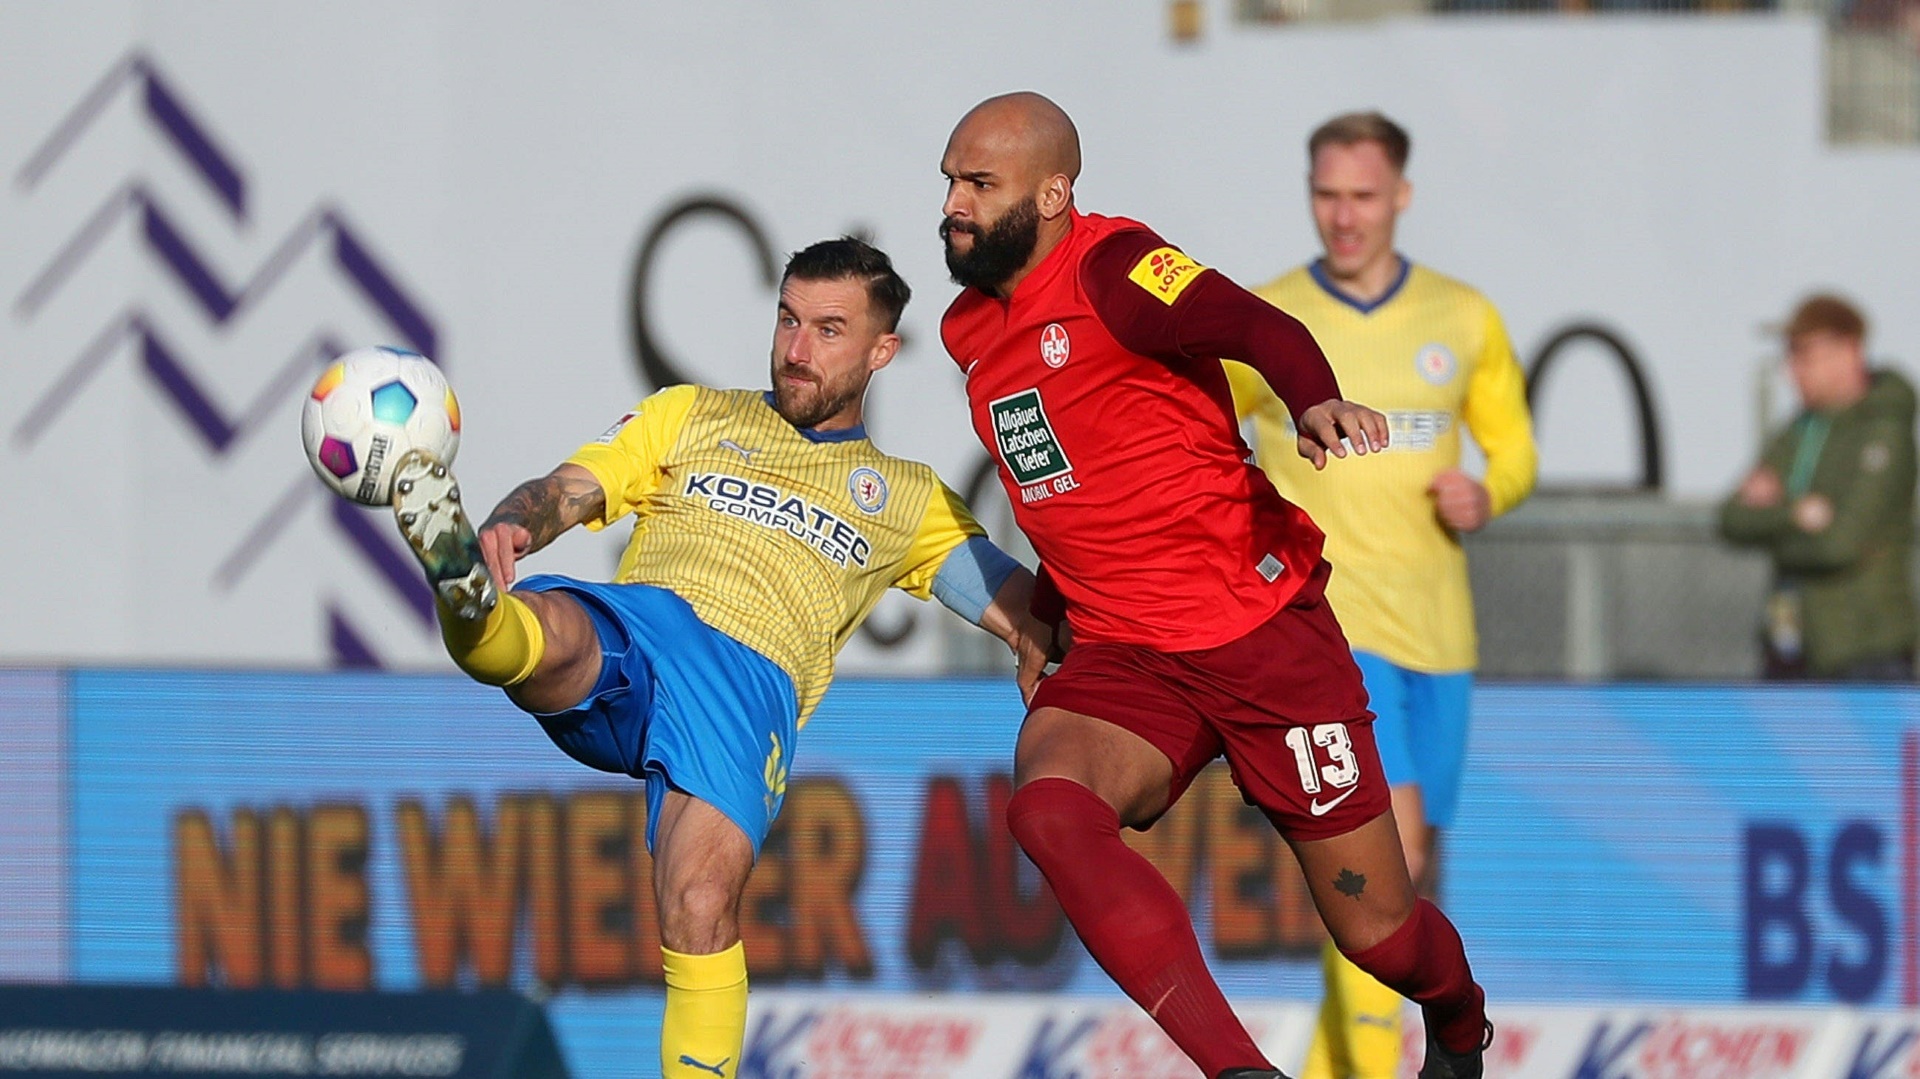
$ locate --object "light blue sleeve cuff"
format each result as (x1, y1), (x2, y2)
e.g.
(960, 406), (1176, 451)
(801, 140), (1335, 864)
(930, 536), (1023, 626)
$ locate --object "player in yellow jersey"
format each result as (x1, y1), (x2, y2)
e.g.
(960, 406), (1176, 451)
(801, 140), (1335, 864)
(387, 238), (1049, 1079)
(1226, 113), (1536, 1079)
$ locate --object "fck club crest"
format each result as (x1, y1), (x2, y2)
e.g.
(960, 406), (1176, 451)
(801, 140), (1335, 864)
(1040, 322), (1070, 368)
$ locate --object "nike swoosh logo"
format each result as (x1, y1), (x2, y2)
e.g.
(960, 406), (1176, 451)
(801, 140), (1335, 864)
(1310, 787), (1359, 816)
(964, 359), (981, 375)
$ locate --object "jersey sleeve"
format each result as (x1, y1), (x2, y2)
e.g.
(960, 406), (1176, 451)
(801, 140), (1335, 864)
(1460, 302), (1538, 518)
(1080, 230), (1341, 426)
(564, 383), (700, 529)
(894, 480), (989, 599)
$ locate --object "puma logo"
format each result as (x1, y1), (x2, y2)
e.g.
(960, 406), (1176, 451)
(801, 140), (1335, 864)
(718, 439), (758, 464)
(678, 1055), (729, 1077)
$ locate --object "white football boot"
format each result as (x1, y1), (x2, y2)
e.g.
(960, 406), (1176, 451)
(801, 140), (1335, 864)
(390, 450), (496, 622)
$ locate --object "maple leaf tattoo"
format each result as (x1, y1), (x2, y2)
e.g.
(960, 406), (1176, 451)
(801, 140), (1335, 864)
(1334, 868), (1367, 899)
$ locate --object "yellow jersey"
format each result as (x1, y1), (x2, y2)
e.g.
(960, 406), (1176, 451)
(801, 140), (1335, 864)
(567, 385), (983, 722)
(1226, 261), (1537, 672)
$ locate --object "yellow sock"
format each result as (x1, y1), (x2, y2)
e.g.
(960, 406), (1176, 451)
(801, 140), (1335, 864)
(440, 593), (544, 686)
(1331, 941), (1405, 1079)
(661, 942), (748, 1079)
(1300, 996), (1344, 1078)
(1301, 938), (1349, 1079)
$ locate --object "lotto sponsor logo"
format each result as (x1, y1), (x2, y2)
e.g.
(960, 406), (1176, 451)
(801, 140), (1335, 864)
(684, 473), (872, 568)
(1127, 246), (1207, 305)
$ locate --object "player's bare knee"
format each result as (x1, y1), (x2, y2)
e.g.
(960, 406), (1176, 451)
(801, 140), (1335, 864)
(656, 876), (742, 954)
(1325, 891), (1419, 956)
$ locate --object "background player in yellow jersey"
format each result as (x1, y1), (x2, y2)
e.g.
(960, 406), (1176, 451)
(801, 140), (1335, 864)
(1226, 112), (1537, 1079)
(386, 238), (1048, 1079)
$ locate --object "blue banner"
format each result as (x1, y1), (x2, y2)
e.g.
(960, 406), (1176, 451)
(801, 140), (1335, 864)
(48, 672), (1920, 1078)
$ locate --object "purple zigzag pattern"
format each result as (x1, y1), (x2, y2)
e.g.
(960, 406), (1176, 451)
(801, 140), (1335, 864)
(16, 184), (435, 357)
(15, 52), (445, 669)
(213, 484), (434, 632)
(16, 52), (245, 218)
(329, 498), (436, 629)
(328, 605), (382, 669)
(13, 317), (341, 451)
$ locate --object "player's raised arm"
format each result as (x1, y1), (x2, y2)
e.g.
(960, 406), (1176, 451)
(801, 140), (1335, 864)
(478, 384), (697, 589)
(1078, 230), (1389, 468)
(477, 464), (607, 590)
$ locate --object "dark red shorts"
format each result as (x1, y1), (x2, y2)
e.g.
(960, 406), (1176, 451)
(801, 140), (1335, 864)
(1028, 561), (1388, 841)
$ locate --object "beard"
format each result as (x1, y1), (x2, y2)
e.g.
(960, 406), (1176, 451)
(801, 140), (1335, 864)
(770, 363), (865, 429)
(942, 197), (1041, 292)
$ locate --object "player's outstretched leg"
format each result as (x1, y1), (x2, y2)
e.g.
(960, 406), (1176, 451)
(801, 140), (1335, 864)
(391, 451), (551, 690)
(652, 790), (756, 1079)
(1289, 813), (1489, 1079)
(1008, 709), (1287, 1079)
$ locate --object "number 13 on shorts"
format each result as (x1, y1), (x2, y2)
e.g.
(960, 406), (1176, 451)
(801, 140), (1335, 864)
(1285, 722), (1361, 795)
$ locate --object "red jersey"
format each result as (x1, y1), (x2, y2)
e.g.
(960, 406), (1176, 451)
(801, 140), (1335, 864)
(942, 210), (1344, 651)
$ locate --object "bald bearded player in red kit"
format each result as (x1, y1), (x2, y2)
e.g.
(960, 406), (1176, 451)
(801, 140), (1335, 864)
(937, 92), (1492, 1079)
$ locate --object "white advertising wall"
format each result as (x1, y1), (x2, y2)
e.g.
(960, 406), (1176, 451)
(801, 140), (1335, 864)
(3, 1), (1917, 668)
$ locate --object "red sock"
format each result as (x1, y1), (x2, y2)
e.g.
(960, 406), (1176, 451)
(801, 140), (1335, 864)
(1345, 898), (1487, 1054)
(1008, 777), (1271, 1077)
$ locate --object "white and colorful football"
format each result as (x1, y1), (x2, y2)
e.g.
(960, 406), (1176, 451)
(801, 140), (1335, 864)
(301, 346), (460, 506)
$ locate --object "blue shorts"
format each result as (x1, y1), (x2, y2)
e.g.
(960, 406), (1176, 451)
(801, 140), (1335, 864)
(516, 576), (799, 858)
(1352, 651), (1473, 829)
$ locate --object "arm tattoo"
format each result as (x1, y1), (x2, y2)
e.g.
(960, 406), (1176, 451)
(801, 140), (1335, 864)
(481, 471), (606, 555)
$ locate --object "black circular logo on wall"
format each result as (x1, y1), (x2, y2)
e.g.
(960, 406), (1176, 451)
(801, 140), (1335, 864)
(627, 194), (778, 392)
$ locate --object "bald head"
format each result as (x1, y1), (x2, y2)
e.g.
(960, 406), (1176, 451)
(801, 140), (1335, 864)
(940, 93), (1082, 295)
(948, 92), (1082, 183)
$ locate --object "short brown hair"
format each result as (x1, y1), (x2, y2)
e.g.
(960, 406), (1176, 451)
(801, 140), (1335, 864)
(1783, 293), (1867, 343)
(783, 236), (912, 332)
(1309, 111), (1411, 172)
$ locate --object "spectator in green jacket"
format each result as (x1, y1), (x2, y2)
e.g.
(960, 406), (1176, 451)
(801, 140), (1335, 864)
(1720, 294), (1917, 680)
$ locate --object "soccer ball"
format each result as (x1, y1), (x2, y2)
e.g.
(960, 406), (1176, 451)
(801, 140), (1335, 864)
(301, 346), (461, 506)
